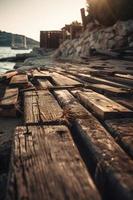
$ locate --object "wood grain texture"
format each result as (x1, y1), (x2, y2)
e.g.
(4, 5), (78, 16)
(54, 90), (89, 120)
(75, 73), (130, 89)
(75, 117), (133, 200)
(0, 118), (22, 200)
(37, 79), (53, 89)
(115, 74), (133, 80)
(88, 84), (132, 97)
(3, 71), (18, 80)
(10, 74), (28, 86)
(51, 72), (82, 86)
(32, 70), (51, 79)
(94, 74), (133, 86)
(54, 89), (133, 200)
(115, 98), (133, 110)
(0, 88), (18, 108)
(7, 125), (101, 200)
(24, 90), (63, 124)
(105, 119), (133, 158)
(72, 90), (133, 119)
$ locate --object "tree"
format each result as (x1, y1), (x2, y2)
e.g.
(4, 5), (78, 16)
(86, 0), (133, 26)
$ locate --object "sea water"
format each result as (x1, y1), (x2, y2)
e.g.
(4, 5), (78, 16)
(0, 47), (31, 74)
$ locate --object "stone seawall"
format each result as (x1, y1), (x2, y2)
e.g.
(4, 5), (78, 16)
(54, 20), (133, 60)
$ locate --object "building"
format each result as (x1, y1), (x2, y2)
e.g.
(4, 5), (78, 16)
(40, 31), (62, 49)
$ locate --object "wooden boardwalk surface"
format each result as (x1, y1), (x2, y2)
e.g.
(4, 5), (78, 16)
(106, 119), (133, 158)
(7, 125), (101, 200)
(0, 88), (18, 108)
(72, 89), (133, 119)
(0, 59), (133, 200)
(88, 83), (132, 97)
(0, 88), (19, 117)
(10, 74), (28, 86)
(24, 90), (63, 124)
(38, 79), (53, 89)
(51, 72), (82, 86)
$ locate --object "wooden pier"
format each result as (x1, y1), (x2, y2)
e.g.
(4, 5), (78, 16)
(0, 58), (133, 200)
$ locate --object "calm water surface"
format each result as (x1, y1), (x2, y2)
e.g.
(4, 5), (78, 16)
(0, 47), (31, 73)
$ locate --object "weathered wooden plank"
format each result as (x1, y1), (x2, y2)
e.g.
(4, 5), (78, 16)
(54, 89), (133, 200)
(113, 75), (133, 86)
(105, 119), (133, 159)
(74, 118), (133, 200)
(88, 84), (132, 97)
(0, 118), (22, 200)
(54, 90), (77, 107)
(51, 72), (82, 86)
(32, 69), (51, 79)
(0, 87), (6, 100)
(115, 98), (133, 110)
(114, 70), (133, 75)
(10, 74), (28, 86)
(72, 90), (133, 119)
(115, 74), (133, 80)
(75, 73), (130, 89)
(0, 88), (19, 117)
(93, 74), (133, 86)
(50, 85), (82, 91)
(59, 71), (83, 83)
(24, 90), (63, 124)
(37, 79), (53, 89)
(7, 125), (101, 200)
(0, 88), (18, 108)
(54, 90), (89, 120)
(3, 71), (18, 80)
(90, 70), (115, 77)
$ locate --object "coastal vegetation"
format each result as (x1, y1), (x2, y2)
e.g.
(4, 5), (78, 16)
(86, 0), (133, 25)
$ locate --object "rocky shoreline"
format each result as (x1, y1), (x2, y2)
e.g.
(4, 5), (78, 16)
(1, 20), (133, 73)
(53, 20), (133, 61)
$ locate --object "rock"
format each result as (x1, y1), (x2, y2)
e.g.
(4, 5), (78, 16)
(52, 49), (61, 58)
(55, 20), (133, 61)
(76, 46), (82, 54)
(104, 26), (115, 33)
(107, 39), (117, 49)
(62, 39), (71, 46)
(107, 32), (115, 40)
(68, 47), (74, 55)
(128, 35), (133, 43)
(115, 36), (128, 48)
(114, 20), (133, 36)
(86, 22), (98, 32)
(129, 42), (133, 47)
(83, 37), (90, 45)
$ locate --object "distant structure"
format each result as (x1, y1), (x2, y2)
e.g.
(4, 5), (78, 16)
(40, 31), (62, 49)
(11, 34), (29, 50)
(40, 23), (83, 49)
(62, 22), (83, 40)
(80, 8), (88, 29)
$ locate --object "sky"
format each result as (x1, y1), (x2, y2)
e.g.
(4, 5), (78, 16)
(0, 0), (86, 41)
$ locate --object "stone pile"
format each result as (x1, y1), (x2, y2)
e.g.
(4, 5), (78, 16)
(54, 20), (133, 60)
